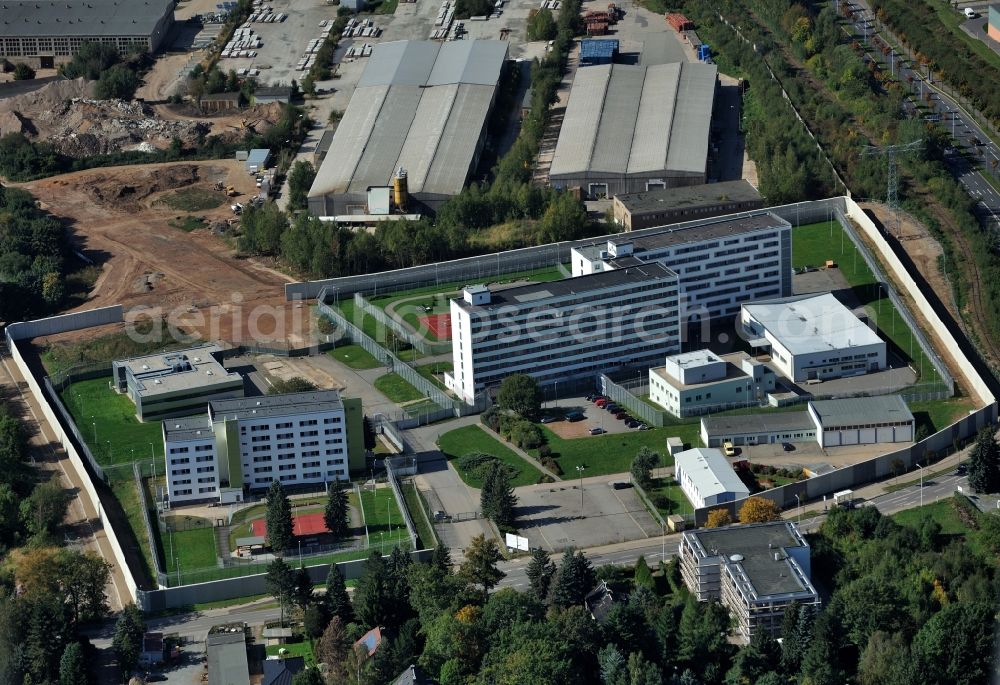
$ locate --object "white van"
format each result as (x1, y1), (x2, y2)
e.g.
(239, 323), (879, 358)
(965, 7), (978, 18)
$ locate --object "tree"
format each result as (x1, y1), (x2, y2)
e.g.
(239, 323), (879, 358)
(630, 448), (660, 488)
(633, 555), (654, 590)
(705, 508), (732, 528)
(431, 543), (453, 572)
(267, 377), (317, 394)
(323, 565), (354, 624)
(458, 534), (505, 595)
(59, 642), (88, 685)
(60, 551), (111, 624)
(315, 616), (349, 678)
(287, 161), (317, 211)
(525, 548), (556, 600)
(239, 202), (289, 256)
(323, 479), (350, 539)
(858, 631), (917, 685)
(265, 480), (294, 554)
(21, 478), (70, 540)
(737, 496), (782, 524)
(291, 667), (325, 685)
(354, 550), (391, 629)
(480, 462), (517, 530)
(112, 604), (145, 680)
(912, 601), (995, 685)
(549, 549), (595, 608)
(497, 374), (542, 419)
(967, 428), (1000, 494)
(12, 62), (36, 80)
(265, 558), (296, 624)
(527, 7), (557, 40)
(94, 64), (139, 100)
(292, 565), (314, 610)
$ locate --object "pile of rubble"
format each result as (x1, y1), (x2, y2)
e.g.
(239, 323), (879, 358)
(0, 78), (209, 157)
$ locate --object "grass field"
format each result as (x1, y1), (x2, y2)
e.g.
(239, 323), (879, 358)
(415, 361), (452, 392)
(530, 425), (698, 478)
(266, 641), (316, 666)
(327, 344), (383, 370)
(41, 326), (192, 377)
(358, 486), (409, 544)
(643, 477), (692, 518)
(402, 482), (436, 548)
(336, 300), (423, 363)
(438, 425), (542, 488)
(161, 188), (225, 212)
(909, 397), (977, 434)
(167, 216), (206, 232)
(110, 479), (156, 584)
(62, 378), (164, 465)
(792, 221), (944, 387)
(374, 372), (425, 404)
(163, 516), (218, 575)
(405, 398), (446, 418)
(893, 498), (971, 536)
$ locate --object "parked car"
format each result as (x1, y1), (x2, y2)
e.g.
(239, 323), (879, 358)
(565, 410), (585, 422)
(592, 395), (606, 404)
(540, 415), (559, 424)
(589, 427), (606, 435)
(595, 398), (608, 408)
(614, 411), (628, 420)
(636, 423), (649, 431)
(782, 442), (795, 452)
(625, 419), (639, 428)
(611, 481), (632, 490)
(586, 393), (598, 402)
(433, 510), (452, 521)
(955, 463), (968, 475)
(723, 441), (736, 457)
(605, 403), (619, 412)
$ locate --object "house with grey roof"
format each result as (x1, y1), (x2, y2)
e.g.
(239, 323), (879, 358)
(673, 447), (750, 510)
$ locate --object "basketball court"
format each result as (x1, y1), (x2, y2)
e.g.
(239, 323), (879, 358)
(250, 511), (331, 537)
(419, 313), (452, 341)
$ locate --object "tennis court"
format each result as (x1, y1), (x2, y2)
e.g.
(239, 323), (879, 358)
(251, 512), (331, 537)
(419, 313), (452, 341)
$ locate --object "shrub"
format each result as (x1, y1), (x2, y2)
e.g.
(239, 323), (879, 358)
(653, 494), (671, 511)
(541, 457), (562, 476)
(538, 444), (552, 458)
(510, 420), (543, 450)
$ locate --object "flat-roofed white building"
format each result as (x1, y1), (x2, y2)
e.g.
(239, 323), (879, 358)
(571, 213), (792, 322)
(649, 350), (776, 417)
(674, 447), (750, 510)
(163, 391), (366, 506)
(445, 265), (681, 404)
(740, 293), (885, 382)
(113, 344), (244, 422)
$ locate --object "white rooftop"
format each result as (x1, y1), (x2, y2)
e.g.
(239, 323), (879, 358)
(675, 447), (750, 500)
(667, 349), (723, 370)
(742, 293), (882, 355)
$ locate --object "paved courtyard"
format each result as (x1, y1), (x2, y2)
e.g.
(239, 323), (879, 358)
(515, 476), (662, 552)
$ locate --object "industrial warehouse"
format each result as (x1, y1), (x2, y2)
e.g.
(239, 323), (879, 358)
(307, 39), (509, 218)
(0, 0), (176, 68)
(548, 61), (718, 198)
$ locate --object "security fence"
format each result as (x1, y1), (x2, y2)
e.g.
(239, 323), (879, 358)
(134, 462), (167, 584)
(44, 376), (107, 482)
(353, 292), (452, 356)
(386, 459), (419, 550)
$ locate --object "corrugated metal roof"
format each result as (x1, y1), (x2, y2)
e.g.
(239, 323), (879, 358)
(675, 447), (750, 500)
(809, 395), (913, 428)
(0, 0), (173, 38)
(309, 40), (507, 202)
(742, 293), (883, 356)
(550, 62), (717, 180)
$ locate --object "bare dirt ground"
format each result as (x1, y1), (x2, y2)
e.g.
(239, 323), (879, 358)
(17, 160), (313, 345)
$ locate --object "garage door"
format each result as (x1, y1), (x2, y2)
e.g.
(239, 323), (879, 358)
(876, 427), (895, 443)
(840, 430), (859, 446)
(825, 431), (841, 447)
(859, 429), (877, 444)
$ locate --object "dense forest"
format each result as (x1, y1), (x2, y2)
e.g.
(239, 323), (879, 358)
(0, 185), (69, 321)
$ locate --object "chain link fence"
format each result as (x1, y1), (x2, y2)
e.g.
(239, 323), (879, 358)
(353, 292), (451, 356)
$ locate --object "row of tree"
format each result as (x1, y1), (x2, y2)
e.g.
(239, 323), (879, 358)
(60, 42), (146, 100)
(263, 479), (351, 555)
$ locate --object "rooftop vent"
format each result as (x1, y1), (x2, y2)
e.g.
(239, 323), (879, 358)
(142, 364), (149, 370)
(729, 554), (744, 563)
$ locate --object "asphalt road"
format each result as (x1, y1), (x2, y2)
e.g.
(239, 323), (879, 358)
(844, 1), (1000, 228)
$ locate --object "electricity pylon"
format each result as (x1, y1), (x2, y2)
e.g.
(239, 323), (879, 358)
(862, 139), (922, 237)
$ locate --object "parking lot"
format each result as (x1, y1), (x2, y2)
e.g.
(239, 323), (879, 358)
(730, 439), (912, 470)
(543, 395), (647, 436)
(515, 476), (662, 551)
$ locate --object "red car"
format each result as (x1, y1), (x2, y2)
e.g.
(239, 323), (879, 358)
(595, 398), (608, 408)
(614, 410), (628, 420)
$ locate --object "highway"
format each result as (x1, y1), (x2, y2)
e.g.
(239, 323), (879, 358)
(845, 1), (1000, 229)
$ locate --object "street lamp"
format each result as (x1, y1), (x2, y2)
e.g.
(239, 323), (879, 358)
(794, 493), (801, 523)
(576, 465), (586, 513)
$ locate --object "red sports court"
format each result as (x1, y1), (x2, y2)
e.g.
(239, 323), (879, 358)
(251, 512), (331, 538)
(419, 313), (452, 341)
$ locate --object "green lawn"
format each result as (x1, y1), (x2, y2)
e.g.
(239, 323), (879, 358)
(266, 641), (316, 666)
(793, 221), (945, 387)
(61, 378), (165, 465)
(415, 361), (452, 391)
(530, 425), (700, 478)
(358, 486), (409, 543)
(643, 477), (692, 518)
(163, 517), (218, 575)
(374, 372), (425, 404)
(405, 398), (447, 418)
(909, 397), (977, 435)
(402, 482), (436, 549)
(336, 300), (423, 363)
(328, 344), (383, 370)
(893, 499), (971, 536)
(110, 478), (156, 585)
(437, 424), (542, 488)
